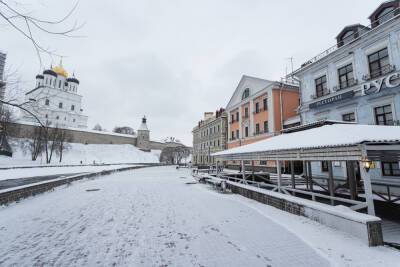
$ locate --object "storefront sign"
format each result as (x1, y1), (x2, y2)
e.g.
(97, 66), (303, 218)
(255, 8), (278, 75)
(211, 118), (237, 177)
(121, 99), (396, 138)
(360, 71), (400, 96)
(309, 91), (354, 109)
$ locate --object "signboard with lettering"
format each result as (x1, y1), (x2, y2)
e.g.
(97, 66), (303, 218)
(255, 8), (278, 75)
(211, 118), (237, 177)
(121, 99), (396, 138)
(360, 71), (400, 95)
(309, 91), (354, 109)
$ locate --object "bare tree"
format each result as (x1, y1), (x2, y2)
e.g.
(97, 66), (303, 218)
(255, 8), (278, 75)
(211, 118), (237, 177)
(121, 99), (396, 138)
(56, 128), (72, 163)
(0, 0), (84, 66)
(93, 123), (103, 131)
(113, 126), (135, 135)
(160, 146), (190, 165)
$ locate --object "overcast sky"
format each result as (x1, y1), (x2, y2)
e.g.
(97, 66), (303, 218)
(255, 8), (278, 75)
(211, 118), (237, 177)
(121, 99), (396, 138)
(2, 0), (384, 145)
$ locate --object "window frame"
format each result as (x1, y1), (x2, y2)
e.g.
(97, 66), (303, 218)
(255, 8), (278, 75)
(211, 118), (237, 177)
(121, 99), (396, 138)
(381, 161), (400, 176)
(315, 75), (328, 97)
(368, 47), (390, 79)
(342, 112), (356, 122)
(374, 104), (394, 125)
(338, 63), (354, 89)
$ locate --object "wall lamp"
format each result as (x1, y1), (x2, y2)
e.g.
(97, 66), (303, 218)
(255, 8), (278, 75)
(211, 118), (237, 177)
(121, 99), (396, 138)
(361, 158), (376, 172)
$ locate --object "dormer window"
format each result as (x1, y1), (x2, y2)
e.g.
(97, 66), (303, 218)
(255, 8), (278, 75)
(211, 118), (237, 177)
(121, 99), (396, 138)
(242, 88), (250, 100)
(369, 1), (399, 28)
(376, 7), (396, 25)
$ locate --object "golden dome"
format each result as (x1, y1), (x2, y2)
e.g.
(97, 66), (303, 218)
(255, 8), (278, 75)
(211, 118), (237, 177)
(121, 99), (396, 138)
(52, 61), (68, 78)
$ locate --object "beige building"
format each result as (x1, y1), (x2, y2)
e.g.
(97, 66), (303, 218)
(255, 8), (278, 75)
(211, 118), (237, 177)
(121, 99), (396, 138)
(192, 109), (227, 166)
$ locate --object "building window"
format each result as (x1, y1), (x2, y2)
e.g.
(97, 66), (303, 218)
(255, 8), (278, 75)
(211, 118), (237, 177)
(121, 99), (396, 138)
(382, 161), (400, 176)
(45, 99), (50, 106)
(263, 121), (268, 133)
(338, 64), (354, 89)
(260, 160), (267, 165)
(217, 139), (220, 147)
(231, 114), (234, 123)
(231, 131), (234, 140)
(255, 102), (260, 113)
(315, 75), (328, 97)
(321, 161), (329, 172)
(71, 105), (75, 111)
(368, 47), (390, 79)
(374, 104), (393, 125)
(244, 107), (249, 118)
(245, 127), (249, 137)
(236, 130), (239, 139)
(59, 102), (63, 109)
(217, 125), (220, 132)
(242, 88), (250, 100)
(255, 123), (260, 135)
(376, 7), (396, 26)
(59, 80), (62, 88)
(263, 98), (268, 111)
(45, 114), (48, 118)
(236, 112), (239, 122)
(56, 116), (59, 120)
(342, 112), (356, 122)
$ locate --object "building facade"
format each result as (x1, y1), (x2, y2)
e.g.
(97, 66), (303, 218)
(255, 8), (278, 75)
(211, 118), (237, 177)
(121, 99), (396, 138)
(293, 1), (400, 181)
(21, 61), (88, 128)
(225, 75), (300, 169)
(192, 109), (227, 166)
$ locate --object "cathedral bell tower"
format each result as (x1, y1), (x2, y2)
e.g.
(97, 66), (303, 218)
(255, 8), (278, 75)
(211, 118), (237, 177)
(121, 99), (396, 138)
(137, 116), (150, 151)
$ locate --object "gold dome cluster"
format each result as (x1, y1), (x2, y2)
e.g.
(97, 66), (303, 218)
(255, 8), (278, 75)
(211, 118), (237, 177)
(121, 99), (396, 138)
(52, 61), (68, 78)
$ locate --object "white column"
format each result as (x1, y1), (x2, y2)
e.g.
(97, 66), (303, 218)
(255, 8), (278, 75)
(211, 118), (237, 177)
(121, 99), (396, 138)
(249, 100), (254, 137)
(238, 108), (242, 139)
(241, 160), (245, 180)
(276, 160), (282, 192)
(359, 162), (376, 216)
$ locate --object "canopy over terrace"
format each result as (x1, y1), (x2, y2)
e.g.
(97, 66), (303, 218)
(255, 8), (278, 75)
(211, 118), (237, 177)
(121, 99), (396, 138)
(213, 124), (400, 215)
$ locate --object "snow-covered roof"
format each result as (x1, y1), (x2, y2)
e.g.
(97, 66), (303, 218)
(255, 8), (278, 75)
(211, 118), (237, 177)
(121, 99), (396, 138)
(213, 124), (400, 157)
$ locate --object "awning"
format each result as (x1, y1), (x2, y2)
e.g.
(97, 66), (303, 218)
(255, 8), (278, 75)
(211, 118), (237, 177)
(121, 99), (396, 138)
(213, 124), (400, 161)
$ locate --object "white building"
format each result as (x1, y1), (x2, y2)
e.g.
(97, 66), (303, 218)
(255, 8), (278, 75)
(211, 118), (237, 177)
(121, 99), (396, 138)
(22, 62), (88, 128)
(292, 1), (400, 182)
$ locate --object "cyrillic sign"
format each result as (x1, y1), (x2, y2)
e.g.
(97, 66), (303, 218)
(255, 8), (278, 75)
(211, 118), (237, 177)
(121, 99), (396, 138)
(360, 71), (400, 95)
(309, 91), (354, 109)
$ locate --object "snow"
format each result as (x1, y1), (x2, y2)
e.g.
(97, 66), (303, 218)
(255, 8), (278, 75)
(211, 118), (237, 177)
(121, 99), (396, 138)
(0, 164), (140, 181)
(0, 166), (398, 266)
(0, 138), (159, 167)
(213, 124), (400, 156)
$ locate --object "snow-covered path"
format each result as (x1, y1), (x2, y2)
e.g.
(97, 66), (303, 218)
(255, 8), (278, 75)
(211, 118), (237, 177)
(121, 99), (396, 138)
(0, 166), (330, 266)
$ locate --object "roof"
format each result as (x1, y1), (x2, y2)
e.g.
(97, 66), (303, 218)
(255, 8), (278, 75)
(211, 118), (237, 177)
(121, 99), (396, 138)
(225, 75), (274, 110)
(368, 0), (399, 20)
(335, 24), (370, 39)
(213, 124), (400, 157)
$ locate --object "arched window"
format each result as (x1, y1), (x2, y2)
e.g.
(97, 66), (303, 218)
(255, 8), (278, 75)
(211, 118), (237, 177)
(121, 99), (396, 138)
(45, 99), (50, 106)
(376, 7), (395, 25)
(242, 88), (250, 100)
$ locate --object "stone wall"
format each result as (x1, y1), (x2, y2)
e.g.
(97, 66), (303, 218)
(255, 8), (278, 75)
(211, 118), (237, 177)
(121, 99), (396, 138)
(5, 122), (188, 152)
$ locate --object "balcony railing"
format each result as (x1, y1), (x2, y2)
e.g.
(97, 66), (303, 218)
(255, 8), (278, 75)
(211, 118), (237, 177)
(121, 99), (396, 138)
(362, 64), (396, 81)
(337, 78), (358, 91)
(293, 7), (400, 74)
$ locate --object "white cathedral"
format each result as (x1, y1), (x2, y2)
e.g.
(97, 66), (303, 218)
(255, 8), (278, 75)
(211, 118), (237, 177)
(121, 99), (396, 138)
(22, 61), (88, 128)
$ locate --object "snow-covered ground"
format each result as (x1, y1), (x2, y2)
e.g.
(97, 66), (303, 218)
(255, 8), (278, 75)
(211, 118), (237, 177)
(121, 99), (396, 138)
(0, 138), (160, 167)
(0, 166), (399, 266)
(0, 164), (140, 181)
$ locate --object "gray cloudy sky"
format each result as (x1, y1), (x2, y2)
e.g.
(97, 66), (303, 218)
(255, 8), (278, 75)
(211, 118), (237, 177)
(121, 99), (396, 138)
(3, 0), (384, 145)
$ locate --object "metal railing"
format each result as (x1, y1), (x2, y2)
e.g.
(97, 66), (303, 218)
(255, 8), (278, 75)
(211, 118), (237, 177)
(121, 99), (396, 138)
(295, 7), (400, 73)
(207, 172), (368, 211)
